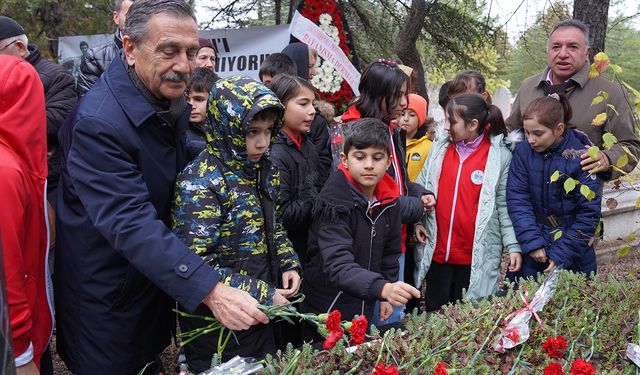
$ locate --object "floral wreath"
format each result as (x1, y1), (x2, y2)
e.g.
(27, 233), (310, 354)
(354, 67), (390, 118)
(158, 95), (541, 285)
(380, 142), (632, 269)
(299, 0), (355, 112)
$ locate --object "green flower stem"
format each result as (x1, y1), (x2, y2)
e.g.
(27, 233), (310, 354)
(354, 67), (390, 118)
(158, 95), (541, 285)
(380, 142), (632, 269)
(468, 314), (503, 368)
(507, 342), (527, 375)
(564, 326), (586, 371)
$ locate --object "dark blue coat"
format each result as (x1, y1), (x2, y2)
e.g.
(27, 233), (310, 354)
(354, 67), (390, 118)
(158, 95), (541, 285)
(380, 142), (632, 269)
(55, 55), (220, 374)
(507, 129), (601, 277)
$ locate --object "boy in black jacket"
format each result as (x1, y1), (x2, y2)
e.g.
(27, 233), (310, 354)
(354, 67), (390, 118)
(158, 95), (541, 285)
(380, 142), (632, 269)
(300, 119), (421, 343)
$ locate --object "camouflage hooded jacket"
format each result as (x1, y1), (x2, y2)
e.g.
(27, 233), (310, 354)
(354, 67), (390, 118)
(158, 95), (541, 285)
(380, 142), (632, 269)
(171, 76), (300, 306)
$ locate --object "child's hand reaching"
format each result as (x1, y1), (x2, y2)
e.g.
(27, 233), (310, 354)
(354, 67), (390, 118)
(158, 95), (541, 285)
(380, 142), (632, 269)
(277, 270), (301, 299)
(529, 248), (548, 263)
(379, 301), (393, 321)
(508, 252), (522, 272)
(414, 223), (429, 244)
(544, 260), (557, 273)
(421, 194), (436, 213)
(380, 281), (421, 307)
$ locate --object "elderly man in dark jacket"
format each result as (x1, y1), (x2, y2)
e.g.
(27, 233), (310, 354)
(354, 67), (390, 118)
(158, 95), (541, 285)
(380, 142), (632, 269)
(54, 1), (269, 374)
(0, 16), (77, 204)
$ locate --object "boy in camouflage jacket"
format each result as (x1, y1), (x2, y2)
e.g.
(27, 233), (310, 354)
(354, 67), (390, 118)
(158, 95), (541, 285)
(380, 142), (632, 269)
(171, 76), (301, 372)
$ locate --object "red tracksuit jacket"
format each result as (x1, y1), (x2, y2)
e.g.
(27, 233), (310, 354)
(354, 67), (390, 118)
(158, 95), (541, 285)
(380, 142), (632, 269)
(0, 56), (52, 368)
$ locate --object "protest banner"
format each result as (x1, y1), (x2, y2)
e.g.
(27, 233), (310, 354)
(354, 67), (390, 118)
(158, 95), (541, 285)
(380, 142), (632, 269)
(58, 24), (291, 83)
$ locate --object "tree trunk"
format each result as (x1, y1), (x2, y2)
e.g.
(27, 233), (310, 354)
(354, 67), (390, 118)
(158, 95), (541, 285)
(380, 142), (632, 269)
(275, 0), (282, 24)
(394, 0), (428, 97)
(573, 0), (610, 56)
(287, 0), (301, 23)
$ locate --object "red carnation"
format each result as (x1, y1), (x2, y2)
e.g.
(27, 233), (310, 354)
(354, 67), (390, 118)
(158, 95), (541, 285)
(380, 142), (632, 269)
(325, 309), (342, 332)
(349, 315), (368, 345)
(434, 362), (448, 375)
(569, 358), (596, 375)
(323, 329), (344, 350)
(504, 327), (520, 344)
(542, 336), (568, 359)
(544, 362), (566, 375)
(371, 363), (399, 375)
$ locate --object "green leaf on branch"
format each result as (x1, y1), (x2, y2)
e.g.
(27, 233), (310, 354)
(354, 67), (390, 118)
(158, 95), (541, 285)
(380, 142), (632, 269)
(616, 154), (629, 168)
(580, 184), (595, 201)
(564, 178), (577, 194)
(550, 171), (561, 183)
(591, 96), (604, 106)
(591, 112), (607, 126)
(610, 64), (623, 74)
(612, 165), (627, 174)
(595, 221), (602, 236)
(591, 91), (608, 106)
(622, 146), (639, 163)
(588, 146), (600, 160)
(602, 133), (618, 149)
(622, 80), (640, 98)
(617, 246), (631, 257)
(607, 103), (619, 115)
(553, 230), (563, 241)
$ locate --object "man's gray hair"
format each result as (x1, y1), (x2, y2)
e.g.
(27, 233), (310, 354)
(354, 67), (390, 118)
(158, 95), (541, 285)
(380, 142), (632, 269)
(123, 0), (196, 45)
(549, 19), (591, 48)
(0, 34), (28, 47)
(115, 0), (133, 12)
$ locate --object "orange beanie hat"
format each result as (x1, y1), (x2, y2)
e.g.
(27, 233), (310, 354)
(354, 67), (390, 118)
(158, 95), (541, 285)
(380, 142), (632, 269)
(406, 93), (427, 127)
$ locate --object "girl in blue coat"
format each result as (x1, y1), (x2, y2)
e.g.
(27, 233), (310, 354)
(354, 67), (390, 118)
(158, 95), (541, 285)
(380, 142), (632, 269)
(507, 94), (601, 278)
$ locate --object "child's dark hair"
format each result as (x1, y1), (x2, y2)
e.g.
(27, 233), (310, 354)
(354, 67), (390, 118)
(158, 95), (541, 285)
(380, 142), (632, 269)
(252, 107), (282, 124)
(522, 94), (573, 130)
(268, 74), (317, 104)
(188, 67), (218, 94)
(343, 118), (391, 156)
(354, 60), (409, 121)
(448, 70), (487, 97)
(258, 53), (297, 81)
(438, 81), (451, 109)
(446, 93), (507, 137)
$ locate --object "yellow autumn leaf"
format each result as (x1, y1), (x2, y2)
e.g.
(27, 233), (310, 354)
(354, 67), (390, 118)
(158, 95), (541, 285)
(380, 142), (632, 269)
(594, 52), (610, 73)
(588, 64), (600, 79)
(591, 112), (607, 126)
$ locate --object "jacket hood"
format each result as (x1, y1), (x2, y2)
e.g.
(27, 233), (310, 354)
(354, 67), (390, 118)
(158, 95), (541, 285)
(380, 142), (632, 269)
(205, 76), (284, 172)
(407, 124), (430, 144)
(281, 42), (310, 80)
(25, 44), (42, 66)
(340, 105), (362, 123)
(337, 164), (399, 205)
(0, 55), (47, 179)
(544, 127), (593, 157)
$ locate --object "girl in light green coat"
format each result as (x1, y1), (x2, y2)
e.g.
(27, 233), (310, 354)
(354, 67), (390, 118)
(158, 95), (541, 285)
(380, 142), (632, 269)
(414, 93), (521, 311)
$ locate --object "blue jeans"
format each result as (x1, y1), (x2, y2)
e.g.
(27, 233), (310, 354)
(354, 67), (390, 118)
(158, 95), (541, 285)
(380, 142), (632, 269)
(372, 253), (405, 327)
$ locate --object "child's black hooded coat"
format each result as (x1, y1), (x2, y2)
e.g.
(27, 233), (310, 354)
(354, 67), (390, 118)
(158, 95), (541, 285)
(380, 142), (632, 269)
(301, 166), (402, 322)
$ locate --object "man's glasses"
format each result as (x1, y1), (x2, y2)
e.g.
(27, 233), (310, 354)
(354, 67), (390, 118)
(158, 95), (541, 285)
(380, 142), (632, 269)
(0, 40), (18, 52)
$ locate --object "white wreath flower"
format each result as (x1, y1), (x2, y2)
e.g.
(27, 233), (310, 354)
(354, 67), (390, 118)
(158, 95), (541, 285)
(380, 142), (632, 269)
(312, 13), (345, 94)
(319, 13), (332, 26)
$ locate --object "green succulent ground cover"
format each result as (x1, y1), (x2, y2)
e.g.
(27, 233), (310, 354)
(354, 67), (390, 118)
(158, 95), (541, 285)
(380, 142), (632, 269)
(262, 270), (640, 374)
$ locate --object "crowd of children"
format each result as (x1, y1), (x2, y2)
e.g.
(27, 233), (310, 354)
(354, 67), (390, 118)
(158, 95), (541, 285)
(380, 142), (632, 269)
(158, 49), (604, 369)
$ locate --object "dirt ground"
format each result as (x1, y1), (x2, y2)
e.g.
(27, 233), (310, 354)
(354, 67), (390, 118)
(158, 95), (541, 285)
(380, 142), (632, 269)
(51, 248), (640, 374)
